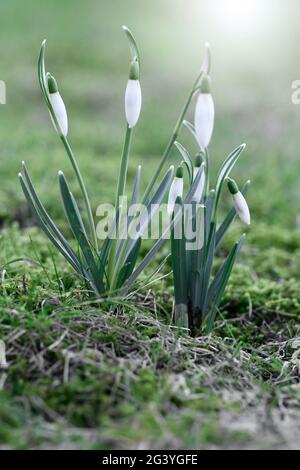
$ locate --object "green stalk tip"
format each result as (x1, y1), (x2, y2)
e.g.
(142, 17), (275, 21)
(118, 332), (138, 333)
(40, 39), (47, 51)
(176, 166), (184, 178)
(203, 42), (211, 74)
(47, 74), (58, 94)
(200, 74), (212, 94)
(195, 153), (203, 168)
(227, 178), (239, 195)
(175, 195), (183, 205)
(129, 59), (140, 80)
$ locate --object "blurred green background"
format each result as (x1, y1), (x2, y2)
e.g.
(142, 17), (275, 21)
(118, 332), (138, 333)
(1, 0), (300, 450)
(0, 0), (300, 229)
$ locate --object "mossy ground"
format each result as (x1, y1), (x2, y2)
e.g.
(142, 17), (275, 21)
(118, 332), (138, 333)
(1, 223), (300, 450)
(1, 0), (300, 450)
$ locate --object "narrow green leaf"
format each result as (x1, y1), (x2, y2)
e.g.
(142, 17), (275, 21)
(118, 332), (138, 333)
(174, 141), (193, 183)
(122, 25), (141, 67)
(171, 197), (187, 305)
(22, 162), (81, 270)
(189, 204), (206, 311)
(204, 191), (215, 238)
(38, 40), (49, 104)
(200, 220), (216, 316)
(70, 191), (107, 283)
(116, 237), (141, 289)
(214, 144), (246, 213)
(59, 172), (105, 295)
(174, 304), (189, 329)
(185, 164), (205, 204)
(183, 120), (202, 150)
(216, 144), (246, 192)
(205, 234), (245, 334)
(38, 40), (62, 135)
(19, 174), (83, 276)
(130, 165), (141, 207)
(70, 192), (88, 237)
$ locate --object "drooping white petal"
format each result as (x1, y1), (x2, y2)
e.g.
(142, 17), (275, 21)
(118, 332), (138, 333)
(233, 191), (251, 225)
(194, 93), (214, 148)
(167, 177), (184, 216)
(125, 79), (142, 128)
(192, 165), (206, 203)
(49, 91), (68, 137)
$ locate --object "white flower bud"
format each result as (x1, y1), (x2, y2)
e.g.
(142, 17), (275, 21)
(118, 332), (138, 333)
(168, 168), (184, 216)
(49, 92), (68, 137)
(194, 75), (214, 149)
(125, 79), (142, 128)
(232, 192), (251, 225)
(48, 75), (68, 137)
(227, 178), (251, 225)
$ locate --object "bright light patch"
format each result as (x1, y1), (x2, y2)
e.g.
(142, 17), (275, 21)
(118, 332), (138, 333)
(213, 0), (268, 35)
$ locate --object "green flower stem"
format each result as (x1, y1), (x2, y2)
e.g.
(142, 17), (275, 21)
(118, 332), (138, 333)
(115, 126), (133, 208)
(141, 72), (203, 205)
(107, 125), (133, 284)
(60, 135), (98, 252)
(204, 148), (210, 197)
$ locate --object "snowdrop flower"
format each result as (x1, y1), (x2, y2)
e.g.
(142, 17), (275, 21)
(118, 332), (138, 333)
(47, 74), (68, 137)
(168, 166), (184, 215)
(125, 58), (142, 128)
(192, 154), (206, 203)
(194, 74), (214, 149)
(227, 178), (251, 225)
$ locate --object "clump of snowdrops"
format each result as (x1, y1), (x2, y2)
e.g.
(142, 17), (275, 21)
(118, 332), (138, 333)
(19, 27), (250, 319)
(167, 59), (251, 334)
